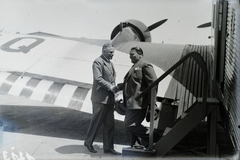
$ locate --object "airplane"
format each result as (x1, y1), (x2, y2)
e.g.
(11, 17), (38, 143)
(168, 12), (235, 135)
(0, 19), (183, 118)
(0, 17), (232, 157)
(1, 0), (239, 158)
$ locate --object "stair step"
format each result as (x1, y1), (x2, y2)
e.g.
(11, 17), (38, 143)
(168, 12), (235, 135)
(163, 127), (171, 136)
(155, 102), (206, 156)
(181, 112), (188, 119)
(163, 111), (188, 136)
(156, 96), (175, 103)
(122, 147), (156, 157)
(198, 97), (219, 104)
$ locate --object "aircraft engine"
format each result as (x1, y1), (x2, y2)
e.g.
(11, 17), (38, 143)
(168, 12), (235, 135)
(110, 19), (152, 42)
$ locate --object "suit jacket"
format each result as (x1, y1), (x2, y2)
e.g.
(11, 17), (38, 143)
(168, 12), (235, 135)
(91, 55), (116, 104)
(120, 59), (157, 110)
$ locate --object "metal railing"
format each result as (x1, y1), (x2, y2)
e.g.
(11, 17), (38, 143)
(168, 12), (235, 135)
(135, 51), (209, 150)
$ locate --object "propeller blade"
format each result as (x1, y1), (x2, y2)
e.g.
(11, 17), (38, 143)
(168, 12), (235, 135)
(146, 19), (168, 32)
(197, 22), (211, 28)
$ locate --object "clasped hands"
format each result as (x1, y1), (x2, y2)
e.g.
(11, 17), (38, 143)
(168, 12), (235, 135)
(110, 85), (119, 93)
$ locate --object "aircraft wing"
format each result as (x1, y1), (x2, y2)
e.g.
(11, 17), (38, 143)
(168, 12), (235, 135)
(0, 32), (184, 116)
(0, 33), (131, 115)
(0, 22), (213, 120)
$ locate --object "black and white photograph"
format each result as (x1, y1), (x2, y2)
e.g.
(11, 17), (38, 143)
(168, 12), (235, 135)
(0, 0), (239, 159)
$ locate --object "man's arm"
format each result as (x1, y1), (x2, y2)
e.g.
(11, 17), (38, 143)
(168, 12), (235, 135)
(93, 60), (112, 91)
(143, 63), (157, 85)
(93, 60), (117, 92)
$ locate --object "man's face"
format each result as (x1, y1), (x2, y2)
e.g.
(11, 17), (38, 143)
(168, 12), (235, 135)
(103, 46), (115, 60)
(129, 49), (142, 64)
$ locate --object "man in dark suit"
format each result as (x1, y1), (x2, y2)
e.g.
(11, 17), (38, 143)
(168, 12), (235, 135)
(84, 43), (121, 155)
(118, 46), (161, 148)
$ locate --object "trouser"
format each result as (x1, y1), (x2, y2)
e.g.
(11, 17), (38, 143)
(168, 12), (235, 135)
(124, 109), (149, 145)
(85, 102), (115, 150)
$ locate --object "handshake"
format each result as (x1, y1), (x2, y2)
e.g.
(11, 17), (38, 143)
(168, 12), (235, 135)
(110, 85), (119, 93)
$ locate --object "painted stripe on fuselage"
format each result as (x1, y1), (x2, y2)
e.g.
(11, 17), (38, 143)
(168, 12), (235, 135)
(68, 87), (89, 111)
(20, 78), (41, 98)
(0, 72), (11, 87)
(42, 82), (64, 104)
(8, 76), (31, 96)
(30, 80), (54, 101)
(0, 72), (90, 112)
(0, 74), (19, 94)
(54, 84), (78, 107)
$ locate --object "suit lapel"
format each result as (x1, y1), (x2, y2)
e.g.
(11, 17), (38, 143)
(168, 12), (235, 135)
(111, 62), (116, 76)
(101, 56), (115, 76)
(104, 61), (114, 75)
(124, 59), (142, 82)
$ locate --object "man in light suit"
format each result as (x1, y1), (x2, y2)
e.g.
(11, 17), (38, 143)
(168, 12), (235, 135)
(118, 46), (161, 148)
(84, 43), (121, 155)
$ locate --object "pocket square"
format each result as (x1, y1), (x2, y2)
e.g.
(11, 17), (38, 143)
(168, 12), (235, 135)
(134, 67), (141, 71)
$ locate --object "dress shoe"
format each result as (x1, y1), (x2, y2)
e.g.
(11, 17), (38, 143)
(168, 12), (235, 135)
(133, 144), (145, 149)
(104, 149), (121, 155)
(84, 142), (97, 153)
(130, 135), (142, 147)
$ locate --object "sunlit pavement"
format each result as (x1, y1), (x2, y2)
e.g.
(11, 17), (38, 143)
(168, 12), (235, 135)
(1, 129), (236, 160)
(0, 131), (126, 160)
(0, 95), (137, 160)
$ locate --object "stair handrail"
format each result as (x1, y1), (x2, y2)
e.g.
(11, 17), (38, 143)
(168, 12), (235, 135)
(136, 51), (208, 105)
(135, 51), (208, 150)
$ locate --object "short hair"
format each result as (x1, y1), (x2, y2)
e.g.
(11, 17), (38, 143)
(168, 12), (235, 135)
(131, 46), (143, 56)
(102, 42), (114, 53)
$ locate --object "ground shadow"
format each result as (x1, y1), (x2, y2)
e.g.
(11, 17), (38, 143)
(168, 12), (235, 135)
(0, 105), (235, 158)
(55, 144), (121, 158)
(0, 105), (131, 146)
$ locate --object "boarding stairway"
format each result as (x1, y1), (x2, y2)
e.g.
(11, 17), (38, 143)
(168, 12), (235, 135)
(123, 51), (219, 157)
(154, 97), (219, 156)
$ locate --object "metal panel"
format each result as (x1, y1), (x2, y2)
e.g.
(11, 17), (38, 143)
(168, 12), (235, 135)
(170, 44), (214, 117)
(223, 2), (240, 149)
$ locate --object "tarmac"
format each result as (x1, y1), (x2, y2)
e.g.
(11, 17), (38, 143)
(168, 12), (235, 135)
(0, 94), (238, 160)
